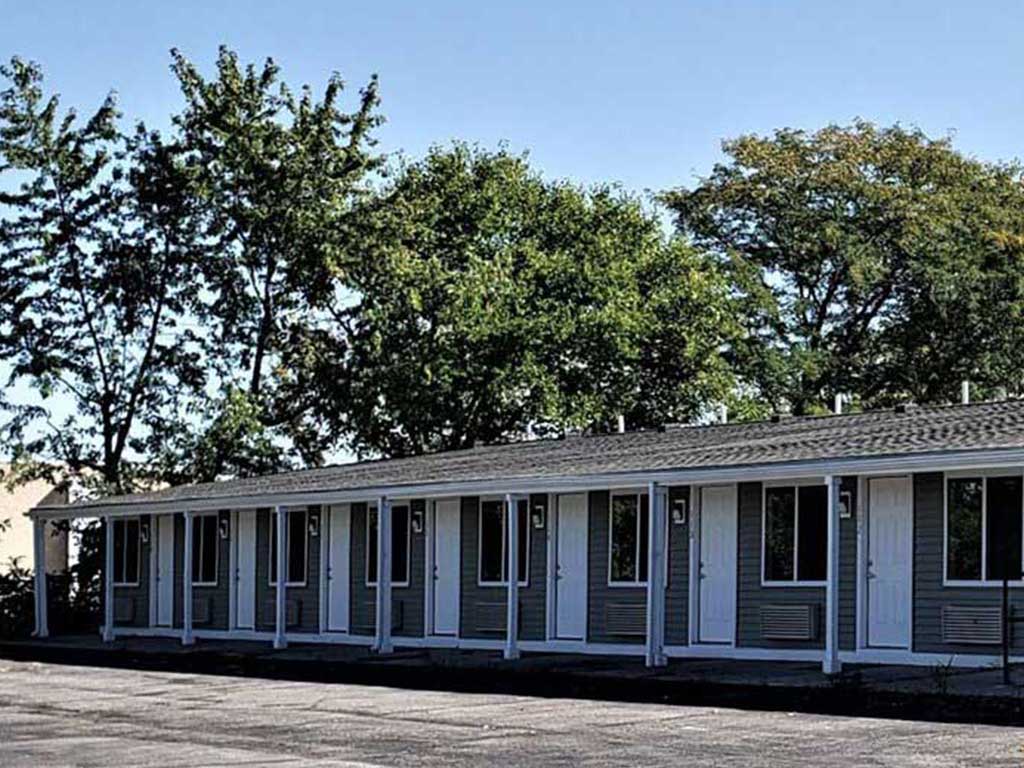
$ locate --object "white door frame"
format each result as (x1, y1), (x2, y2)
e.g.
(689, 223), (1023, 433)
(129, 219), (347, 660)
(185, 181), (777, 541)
(553, 493), (589, 641)
(429, 498), (461, 637)
(689, 484), (737, 647)
(233, 509), (258, 631)
(325, 504), (351, 633)
(861, 474), (913, 650)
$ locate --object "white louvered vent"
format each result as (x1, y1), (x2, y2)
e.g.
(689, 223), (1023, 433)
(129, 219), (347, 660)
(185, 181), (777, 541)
(760, 604), (819, 640)
(941, 605), (1003, 645)
(605, 603), (646, 636)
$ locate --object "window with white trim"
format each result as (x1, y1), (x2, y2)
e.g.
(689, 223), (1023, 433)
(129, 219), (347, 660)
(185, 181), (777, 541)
(763, 485), (826, 584)
(946, 475), (1023, 582)
(191, 513), (219, 586)
(112, 517), (141, 586)
(609, 493), (649, 585)
(367, 504), (411, 586)
(269, 509), (308, 586)
(478, 499), (529, 586)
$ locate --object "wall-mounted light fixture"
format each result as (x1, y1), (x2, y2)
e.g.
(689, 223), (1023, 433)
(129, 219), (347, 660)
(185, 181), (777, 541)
(531, 504), (546, 530)
(671, 498), (688, 526)
(140, 519), (151, 544)
(411, 507), (424, 534)
(308, 511), (321, 537)
(839, 490), (853, 519)
(218, 516), (230, 540)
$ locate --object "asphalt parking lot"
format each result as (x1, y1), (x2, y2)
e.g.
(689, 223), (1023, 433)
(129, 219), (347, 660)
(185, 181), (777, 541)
(0, 660), (1021, 767)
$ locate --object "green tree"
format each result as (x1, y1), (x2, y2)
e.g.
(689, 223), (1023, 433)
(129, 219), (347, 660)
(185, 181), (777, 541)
(166, 47), (383, 477)
(318, 144), (740, 458)
(0, 57), (205, 493)
(661, 121), (1024, 413)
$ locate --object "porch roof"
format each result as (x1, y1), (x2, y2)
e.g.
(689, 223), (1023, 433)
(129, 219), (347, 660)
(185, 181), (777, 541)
(31, 399), (1024, 518)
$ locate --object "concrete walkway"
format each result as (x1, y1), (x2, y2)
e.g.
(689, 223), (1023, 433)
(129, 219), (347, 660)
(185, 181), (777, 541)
(2, 635), (1024, 725)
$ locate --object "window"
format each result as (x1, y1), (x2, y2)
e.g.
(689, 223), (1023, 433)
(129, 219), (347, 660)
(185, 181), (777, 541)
(946, 475), (1023, 583)
(763, 485), (827, 584)
(609, 493), (649, 585)
(367, 505), (411, 586)
(191, 514), (219, 586)
(478, 499), (529, 586)
(112, 517), (141, 586)
(269, 509), (308, 586)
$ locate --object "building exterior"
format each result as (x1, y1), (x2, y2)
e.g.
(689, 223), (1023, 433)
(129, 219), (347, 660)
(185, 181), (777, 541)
(0, 470), (67, 575)
(27, 400), (1024, 672)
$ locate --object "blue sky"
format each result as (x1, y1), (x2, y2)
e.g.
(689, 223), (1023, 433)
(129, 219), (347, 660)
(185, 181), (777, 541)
(4, 1), (1023, 198)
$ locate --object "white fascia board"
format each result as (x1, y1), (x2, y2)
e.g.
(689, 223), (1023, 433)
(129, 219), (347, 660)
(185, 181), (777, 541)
(28, 446), (1024, 521)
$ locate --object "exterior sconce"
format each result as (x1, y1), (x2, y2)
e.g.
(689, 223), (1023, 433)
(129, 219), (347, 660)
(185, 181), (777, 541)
(308, 511), (321, 537)
(839, 491), (853, 519)
(671, 498), (688, 526)
(411, 507), (424, 534)
(219, 516), (230, 540)
(140, 520), (151, 544)
(531, 504), (546, 530)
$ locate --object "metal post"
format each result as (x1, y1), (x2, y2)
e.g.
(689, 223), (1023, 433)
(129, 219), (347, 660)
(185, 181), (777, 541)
(646, 481), (667, 667)
(102, 516), (114, 642)
(375, 497), (393, 654)
(182, 512), (195, 646)
(32, 519), (49, 638)
(504, 493), (520, 660)
(274, 507), (288, 649)
(823, 476), (841, 675)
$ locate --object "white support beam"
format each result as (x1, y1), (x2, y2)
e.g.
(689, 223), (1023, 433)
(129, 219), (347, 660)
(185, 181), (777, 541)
(504, 493), (520, 660)
(645, 481), (667, 667)
(102, 515), (114, 642)
(823, 475), (842, 675)
(182, 512), (195, 646)
(274, 506), (288, 649)
(375, 497), (393, 654)
(32, 519), (49, 638)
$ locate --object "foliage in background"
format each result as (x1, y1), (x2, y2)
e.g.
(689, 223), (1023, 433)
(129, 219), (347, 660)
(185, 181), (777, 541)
(321, 144), (743, 457)
(662, 121), (1024, 414)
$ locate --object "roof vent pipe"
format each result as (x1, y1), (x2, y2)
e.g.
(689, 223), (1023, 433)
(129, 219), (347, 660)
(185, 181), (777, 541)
(617, 414), (626, 434)
(961, 380), (970, 405)
(833, 393), (843, 415)
(718, 404), (728, 424)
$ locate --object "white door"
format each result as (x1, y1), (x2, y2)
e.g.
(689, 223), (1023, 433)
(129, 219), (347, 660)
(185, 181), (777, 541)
(555, 494), (588, 640)
(698, 485), (737, 644)
(867, 476), (912, 648)
(432, 499), (461, 636)
(235, 511), (257, 630)
(327, 505), (351, 633)
(154, 514), (175, 627)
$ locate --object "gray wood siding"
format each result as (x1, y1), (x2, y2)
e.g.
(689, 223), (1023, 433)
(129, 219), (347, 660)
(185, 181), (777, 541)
(255, 507), (320, 633)
(588, 490), (645, 645)
(111, 515), (150, 628)
(839, 477), (858, 651)
(170, 512), (230, 631)
(458, 495), (547, 641)
(913, 472), (1024, 654)
(665, 486), (690, 645)
(349, 500), (426, 638)
(737, 482), (824, 649)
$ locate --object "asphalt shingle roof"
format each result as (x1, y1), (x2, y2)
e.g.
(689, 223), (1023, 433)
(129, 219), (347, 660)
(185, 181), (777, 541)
(46, 399), (1024, 512)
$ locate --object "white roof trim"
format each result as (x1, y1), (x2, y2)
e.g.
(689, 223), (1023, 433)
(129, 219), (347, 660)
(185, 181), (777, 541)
(28, 447), (1024, 520)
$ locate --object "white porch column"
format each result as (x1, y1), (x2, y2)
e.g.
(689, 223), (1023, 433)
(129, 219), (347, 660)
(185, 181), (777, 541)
(182, 512), (195, 646)
(823, 475), (842, 675)
(504, 493), (520, 660)
(102, 515), (114, 642)
(32, 518), (49, 638)
(274, 506), (288, 649)
(375, 497), (393, 654)
(645, 481), (667, 667)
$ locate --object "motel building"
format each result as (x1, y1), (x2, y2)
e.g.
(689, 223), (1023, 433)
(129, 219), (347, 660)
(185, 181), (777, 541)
(26, 400), (1024, 673)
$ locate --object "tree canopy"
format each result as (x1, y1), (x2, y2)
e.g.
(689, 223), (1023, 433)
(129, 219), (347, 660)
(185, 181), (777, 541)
(661, 121), (1024, 414)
